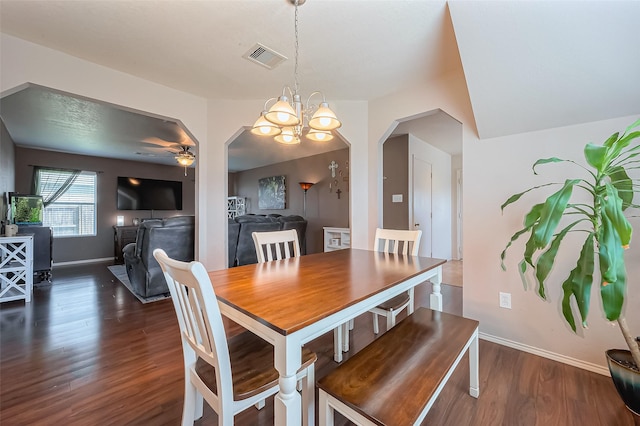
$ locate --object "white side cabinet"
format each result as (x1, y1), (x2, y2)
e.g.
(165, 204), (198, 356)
(227, 196), (246, 219)
(323, 227), (351, 252)
(0, 235), (34, 303)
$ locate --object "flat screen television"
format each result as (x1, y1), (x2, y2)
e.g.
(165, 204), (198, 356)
(117, 177), (183, 211)
(10, 193), (44, 226)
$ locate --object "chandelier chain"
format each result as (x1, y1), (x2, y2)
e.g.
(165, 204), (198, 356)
(294, 0), (300, 95)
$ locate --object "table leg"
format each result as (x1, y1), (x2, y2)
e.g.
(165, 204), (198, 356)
(469, 329), (479, 398)
(274, 338), (303, 425)
(429, 266), (443, 312)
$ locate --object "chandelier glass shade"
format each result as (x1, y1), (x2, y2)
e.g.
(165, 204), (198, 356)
(251, 0), (341, 145)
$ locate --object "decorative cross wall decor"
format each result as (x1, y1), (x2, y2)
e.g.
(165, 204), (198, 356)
(329, 161), (338, 178)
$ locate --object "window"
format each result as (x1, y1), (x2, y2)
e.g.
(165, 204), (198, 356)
(35, 169), (97, 237)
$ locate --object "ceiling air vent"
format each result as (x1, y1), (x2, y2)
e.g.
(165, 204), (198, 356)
(243, 43), (287, 70)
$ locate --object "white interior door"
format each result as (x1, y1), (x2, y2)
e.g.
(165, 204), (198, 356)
(457, 168), (463, 260)
(412, 156), (432, 257)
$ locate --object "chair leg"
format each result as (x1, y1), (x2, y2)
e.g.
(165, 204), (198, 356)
(319, 389), (334, 426)
(342, 322), (350, 353)
(333, 326), (343, 363)
(348, 319), (354, 330)
(194, 391), (204, 420)
(182, 379), (197, 426)
(386, 310), (395, 331)
(302, 364), (315, 426)
(372, 312), (380, 334)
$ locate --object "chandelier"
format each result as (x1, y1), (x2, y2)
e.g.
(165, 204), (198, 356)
(251, 0), (341, 145)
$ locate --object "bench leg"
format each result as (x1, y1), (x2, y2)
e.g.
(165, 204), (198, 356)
(469, 329), (480, 398)
(319, 390), (334, 426)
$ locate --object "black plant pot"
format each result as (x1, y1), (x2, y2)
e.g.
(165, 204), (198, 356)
(606, 349), (640, 420)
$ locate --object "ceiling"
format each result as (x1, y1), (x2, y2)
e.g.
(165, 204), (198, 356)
(1, 0), (639, 168)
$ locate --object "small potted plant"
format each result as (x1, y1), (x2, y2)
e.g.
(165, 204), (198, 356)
(501, 119), (640, 418)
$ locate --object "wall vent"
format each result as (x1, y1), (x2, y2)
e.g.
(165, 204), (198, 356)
(243, 43), (287, 70)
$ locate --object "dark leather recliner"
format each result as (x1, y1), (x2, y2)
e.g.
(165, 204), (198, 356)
(123, 215), (195, 298)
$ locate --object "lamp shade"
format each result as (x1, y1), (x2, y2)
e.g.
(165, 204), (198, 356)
(306, 128), (334, 142)
(274, 127), (300, 145)
(265, 96), (300, 126)
(308, 102), (341, 131)
(251, 112), (282, 136)
(299, 182), (314, 191)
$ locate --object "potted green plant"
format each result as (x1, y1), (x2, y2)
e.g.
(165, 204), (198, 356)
(501, 119), (640, 418)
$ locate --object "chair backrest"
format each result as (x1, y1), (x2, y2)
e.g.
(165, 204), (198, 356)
(374, 228), (422, 256)
(252, 229), (300, 263)
(153, 248), (233, 405)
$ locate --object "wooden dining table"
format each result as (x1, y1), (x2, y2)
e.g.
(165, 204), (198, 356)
(208, 248), (446, 426)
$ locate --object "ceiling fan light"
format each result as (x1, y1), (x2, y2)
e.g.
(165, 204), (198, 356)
(274, 127), (300, 145)
(265, 96), (300, 126)
(306, 128), (333, 142)
(175, 150), (195, 167)
(309, 102), (341, 131)
(251, 112), (282, 136)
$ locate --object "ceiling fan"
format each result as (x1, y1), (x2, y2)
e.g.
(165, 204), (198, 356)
(137, 137), (196, 175)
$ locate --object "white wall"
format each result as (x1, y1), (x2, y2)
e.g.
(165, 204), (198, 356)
(408, 134), (452, 259)
(464, 115), (640, 371)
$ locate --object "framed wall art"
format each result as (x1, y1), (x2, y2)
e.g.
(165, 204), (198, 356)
(258, 175), (286, 210)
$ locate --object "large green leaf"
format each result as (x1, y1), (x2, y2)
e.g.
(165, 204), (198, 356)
(533, 179), (581, 249)
(584, 143), (608, 171)
(500, 227), (532, 270)
(501, 203), (545, 270)
(523, 229), (539, 268)
(524, 203), (544, 227)
(603, 183), (633, 246)
(598, 213), (623, 284)
(609, 166), (633, 209)
(603, 131), (621, 148)
(532, 157), (566, 175)
(534, 220), (582, 299)
(561, 234), (595, 331)
(600, 254), (627, 321)
(500, 184), (557, 212)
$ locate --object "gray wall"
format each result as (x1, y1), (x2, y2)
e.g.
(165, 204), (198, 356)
(383, 135), (409, 230)
(234, 148), (350, 254)
(0, 121), (16, 225)
(14, 147), (195, 263)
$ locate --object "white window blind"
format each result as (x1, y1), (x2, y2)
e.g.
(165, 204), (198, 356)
(38, 170), (97, 237)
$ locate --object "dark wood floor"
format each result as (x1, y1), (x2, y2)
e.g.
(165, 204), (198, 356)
(1, 261), (635, 425)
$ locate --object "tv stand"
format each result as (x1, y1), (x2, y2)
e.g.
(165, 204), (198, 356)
(113, 225), (138, 264)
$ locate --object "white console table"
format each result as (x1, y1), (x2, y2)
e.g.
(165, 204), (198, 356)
(323, 227), (350, 252)
(0, 235), (34, 303)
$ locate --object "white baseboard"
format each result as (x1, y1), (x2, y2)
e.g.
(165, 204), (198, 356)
(53, 257), (114, 267)
(479, 332), (610, 377)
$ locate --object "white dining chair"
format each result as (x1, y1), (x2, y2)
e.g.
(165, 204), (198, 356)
(332, 228), (423, 362)
(252, 229), (300, 262)
(153, 248), (316, 426)
(369, 228), (422, 333)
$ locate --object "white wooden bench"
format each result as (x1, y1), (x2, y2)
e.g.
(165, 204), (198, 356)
(317, 307), (479, 425)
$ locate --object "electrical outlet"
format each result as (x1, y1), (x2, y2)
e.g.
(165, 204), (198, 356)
(499, 292), (512, 309)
